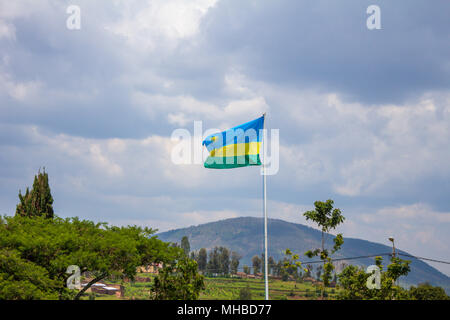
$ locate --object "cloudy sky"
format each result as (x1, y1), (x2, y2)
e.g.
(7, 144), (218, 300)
(1, 0), (449, 275)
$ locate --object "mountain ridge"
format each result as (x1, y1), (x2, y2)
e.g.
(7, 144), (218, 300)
(156, 216), (450, 292)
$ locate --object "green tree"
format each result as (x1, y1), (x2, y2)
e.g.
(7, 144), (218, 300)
(283, 200), (344, 298)
(316, 265), (322, 281)
(409, 282), (449, 300)
(303, 199), (345, 298)
(261, 253), (265, 275)
(151, 256), (205, 300)
(197, 248), (207, 273)
(230, 251), (241, 274)
(0, 214), (179, 300)
(243, 265), (250, 275)
(181, 236), (190, 256)
(337, 256), (411, 300)
(218, 247), (230, 275)
(305, 264), (313, 278)
(251, 255), (261, 275)
(273, 260), (282, 277)
(283, 250), (304, 281)
(207, 247), (220, 275)
(16, 168), (54, 219)
(268, 256), (276, 275)
(0, 248), (61, 299)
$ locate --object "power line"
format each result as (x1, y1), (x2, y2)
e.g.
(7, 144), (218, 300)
(197, 253), (392, 272)
(300, 253), (392, 265)
(397, 253), (450, 265)
(195, 252), (450, 272)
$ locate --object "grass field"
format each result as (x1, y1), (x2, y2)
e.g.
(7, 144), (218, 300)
(200, 277), (338, 300)
(85, 274), (339, 300)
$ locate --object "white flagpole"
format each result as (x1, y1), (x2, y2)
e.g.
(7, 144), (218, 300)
(262, 112), (269, 300)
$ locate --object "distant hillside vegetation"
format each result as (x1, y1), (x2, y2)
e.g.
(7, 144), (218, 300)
(157, 217), (450, 293)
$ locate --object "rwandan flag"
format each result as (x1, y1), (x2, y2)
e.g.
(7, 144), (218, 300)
(202, 115), (265, 169)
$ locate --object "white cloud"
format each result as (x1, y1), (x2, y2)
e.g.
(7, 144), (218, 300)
(332, 94), (450, 196)
(223, 97), (268, 118)
(181, 209), (239, 226)
(132, 89), (268, 129)
(0, 1), (34, 19)
(267, 200), (316, 228)
(0, 72), (42, 101)
(88, 144), (123, 177)
(105, 0), (217, 51)
(336, 203), (450, 275)
(0, 19), (15, 40)
(223, 70), (257, 97)
(254, 86), (450, 198)
(376, 203), (450, 223)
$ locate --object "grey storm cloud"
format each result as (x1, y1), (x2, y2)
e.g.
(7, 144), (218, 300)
(2, 0), (449, 139)
(197, 0), (450, 104)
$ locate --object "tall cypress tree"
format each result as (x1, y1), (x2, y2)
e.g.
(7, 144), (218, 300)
(218, 247), (230, 275)
(16, 168), (54, 219)
(197, 248), (207, 272)
(207, 247), (220, 275)
(231, 251), (241, 274)
(181, 236), (190, 256)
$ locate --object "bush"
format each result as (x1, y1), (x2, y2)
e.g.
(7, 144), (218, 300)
(238, 285), (252, 300)
(409, 282), (449, 300)
(152, 257), (205, 300)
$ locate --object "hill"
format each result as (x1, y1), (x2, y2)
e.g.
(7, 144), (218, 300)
(157, 217), (450, 292)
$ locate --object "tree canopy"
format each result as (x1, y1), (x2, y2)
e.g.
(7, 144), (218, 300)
(337, 256), (411, 300)
(0, 169), (196, 300)
(0, 214), (181, 299)
(408, 282), (449, 300)
(151, 257), (205, 300)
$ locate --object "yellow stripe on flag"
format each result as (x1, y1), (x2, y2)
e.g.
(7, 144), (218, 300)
(210, 142), (261, 157)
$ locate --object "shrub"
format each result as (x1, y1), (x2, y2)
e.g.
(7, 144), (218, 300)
(238, 284), (252, 300)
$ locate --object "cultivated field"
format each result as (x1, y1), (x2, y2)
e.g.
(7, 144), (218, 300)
(83, 274), (339, 300)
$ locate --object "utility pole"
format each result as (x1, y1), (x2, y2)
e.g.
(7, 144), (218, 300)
(389, 237), (396, 258)
(388, 236), (396, 299)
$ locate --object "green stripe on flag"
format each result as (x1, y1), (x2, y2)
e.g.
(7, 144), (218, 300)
(204, 154), (261, 169)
